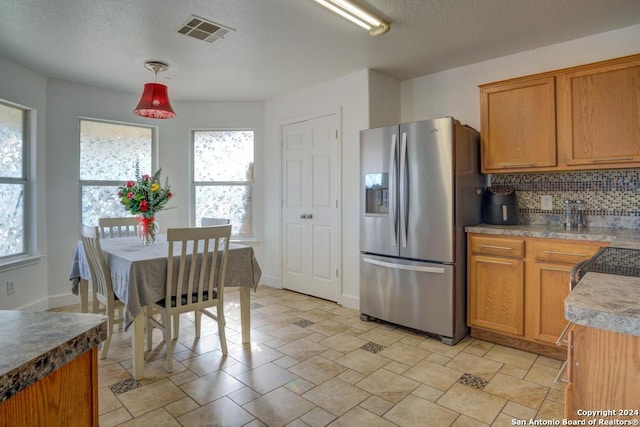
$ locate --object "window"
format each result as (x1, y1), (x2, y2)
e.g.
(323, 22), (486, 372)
(0, 102), (28, 259)
(193, 130), (254, 238)
(80, 119), (154, 226)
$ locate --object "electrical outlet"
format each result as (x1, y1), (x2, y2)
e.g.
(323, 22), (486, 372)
(6, 281), (15, 296)
(541, 195), (553, 211)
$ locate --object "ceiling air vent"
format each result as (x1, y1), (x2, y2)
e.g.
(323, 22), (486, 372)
(177, 15), (234, 43)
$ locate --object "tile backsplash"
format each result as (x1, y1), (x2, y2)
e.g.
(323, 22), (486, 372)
(489, 169), (640, 229)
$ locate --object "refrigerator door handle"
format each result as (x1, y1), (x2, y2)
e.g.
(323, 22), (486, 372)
(399, 132), (408, 248)
(363, 256), (445, 274)
(389, 133), (398, 247)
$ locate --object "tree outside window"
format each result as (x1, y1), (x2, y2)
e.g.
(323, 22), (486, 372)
(0, 102), (27, 259)
(193, 130), (254, 238)
(80, 119), (154, 226)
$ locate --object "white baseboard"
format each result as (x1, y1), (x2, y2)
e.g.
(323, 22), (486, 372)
(47, 292), (82, 310)
(339, 293), (359, 310)
(16, 295), (56, 311)
(259, 274), (282, 288)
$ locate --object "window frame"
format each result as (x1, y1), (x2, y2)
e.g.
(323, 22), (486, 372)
(78, 117), (157, 226)
(0, 100), (30, 261)
(190, 128), (256, 240)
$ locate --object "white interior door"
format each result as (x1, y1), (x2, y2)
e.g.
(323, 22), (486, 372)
(282, 114), (339, 302)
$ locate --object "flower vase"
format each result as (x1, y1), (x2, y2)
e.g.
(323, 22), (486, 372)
(137, 216), (159, 245)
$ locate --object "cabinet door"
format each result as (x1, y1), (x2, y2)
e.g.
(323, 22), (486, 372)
(480, 76), (557, 172)
(0, 348), (98, 426)
(571, 325), (640, 418)
(528, 240), (601, 345)
(468, 254), (524, 336)
(528, 262), (572, 345)
(560, 57), (640, 167)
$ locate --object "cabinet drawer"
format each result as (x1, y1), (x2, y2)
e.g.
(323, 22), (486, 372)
(469, 235), (525, 258)
(533, 240), (602, 264)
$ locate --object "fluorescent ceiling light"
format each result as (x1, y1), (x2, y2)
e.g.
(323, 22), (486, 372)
(314, 0), (390, 36)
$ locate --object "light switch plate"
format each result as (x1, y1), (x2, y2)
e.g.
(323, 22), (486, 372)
(541, 195), (553, 210)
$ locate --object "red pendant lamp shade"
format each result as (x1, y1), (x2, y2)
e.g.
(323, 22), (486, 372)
(133, 61), (176, 119)
(134, 83), (176, 119)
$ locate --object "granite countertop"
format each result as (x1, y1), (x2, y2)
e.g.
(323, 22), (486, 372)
(465, 224), (640, 336)
(464, 224), (639, 245)
(0, 310), (107, 403)
(565, 272), (640, 336)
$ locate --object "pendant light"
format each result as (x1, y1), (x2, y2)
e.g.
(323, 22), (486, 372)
(133, 61), (176, 119)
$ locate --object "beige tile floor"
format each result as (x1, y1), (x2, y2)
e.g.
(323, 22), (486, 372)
(54, 286), (566, 426)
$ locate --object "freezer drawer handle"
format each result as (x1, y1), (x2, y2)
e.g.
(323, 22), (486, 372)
(363, 257), (445, 274)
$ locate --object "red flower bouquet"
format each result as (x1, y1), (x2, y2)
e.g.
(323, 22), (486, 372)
(118, 163), (172, 244)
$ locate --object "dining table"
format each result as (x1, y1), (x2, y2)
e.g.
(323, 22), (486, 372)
(69, 234), (261, 379)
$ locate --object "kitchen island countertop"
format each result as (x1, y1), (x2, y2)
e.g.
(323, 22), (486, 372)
(0, 310), (106, 402)
(465, 224), (640, 336)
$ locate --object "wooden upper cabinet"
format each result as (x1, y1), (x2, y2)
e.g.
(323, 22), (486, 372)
(480, 53), (640, 173)
(480, 76), (557, 172)
(558, 57), (640, 167)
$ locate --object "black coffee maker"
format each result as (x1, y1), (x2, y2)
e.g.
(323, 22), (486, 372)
(482, 187), (518, 225)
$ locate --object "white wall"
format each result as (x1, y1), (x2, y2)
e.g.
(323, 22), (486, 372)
(263, 70), (371, 308)
(0, 57), (49, 310)
(368, 69), (401, 128)
(401, 24), (640, 128)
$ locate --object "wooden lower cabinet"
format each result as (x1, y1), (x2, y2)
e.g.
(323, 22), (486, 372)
(566, 324), (640, 421)
(468, 254), (524, 336)
(527, 240), (602, 350)
(528, 261), (573, 345)
(0, 347), (99, 427)
(467, 233), (604, 358)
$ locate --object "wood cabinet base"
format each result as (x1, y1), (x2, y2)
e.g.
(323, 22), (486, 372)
(470, 327), (566, 360)
(467, 234), (603, 358)
(0, 348), (99, 427)
(566, 325), (640, 420)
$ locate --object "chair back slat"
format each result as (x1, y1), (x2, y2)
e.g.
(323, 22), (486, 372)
(201, 218), (231, 226)
(166, 225), (232, 310)
(81, 225), (116, 302)
(98, 217), (139, 238)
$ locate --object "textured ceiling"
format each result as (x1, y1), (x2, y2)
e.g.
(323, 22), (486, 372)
(1, 0), (640, 101)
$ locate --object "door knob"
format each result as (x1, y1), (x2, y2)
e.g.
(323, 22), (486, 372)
(300, 214), (307, 219)
(307, 214), (313, 219)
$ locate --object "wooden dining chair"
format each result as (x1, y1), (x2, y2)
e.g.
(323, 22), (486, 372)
(147, 225), (232, 372)
(98, 217), (139, 238)
(92, 217), (137, 320)
(81, 225), (125, 359)
(201, 217), (231, 226)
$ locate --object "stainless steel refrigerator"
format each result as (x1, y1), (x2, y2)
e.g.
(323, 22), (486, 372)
(359, 117), (483, 345)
